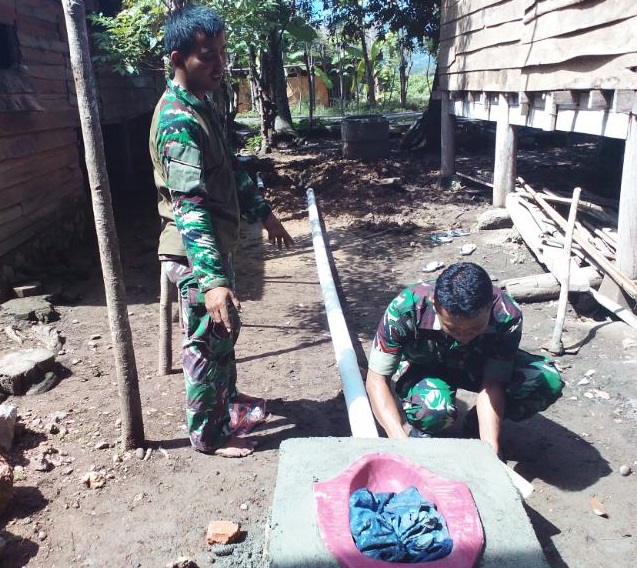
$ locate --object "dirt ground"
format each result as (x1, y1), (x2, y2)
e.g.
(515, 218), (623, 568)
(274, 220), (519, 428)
(0, 131), (636, 567)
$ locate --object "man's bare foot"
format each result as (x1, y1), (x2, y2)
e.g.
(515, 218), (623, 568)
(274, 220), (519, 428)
(213, 436), (257, 458)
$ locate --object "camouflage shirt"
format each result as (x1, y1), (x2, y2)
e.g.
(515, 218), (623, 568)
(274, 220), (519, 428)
(149, 79), (271, 291)
(368, 281), (523, 384)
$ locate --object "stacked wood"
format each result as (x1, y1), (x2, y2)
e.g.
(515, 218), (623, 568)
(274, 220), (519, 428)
(506, 177), (637, 329)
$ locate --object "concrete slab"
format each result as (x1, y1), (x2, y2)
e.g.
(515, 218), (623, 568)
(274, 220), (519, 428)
(268, 437), (549, 568)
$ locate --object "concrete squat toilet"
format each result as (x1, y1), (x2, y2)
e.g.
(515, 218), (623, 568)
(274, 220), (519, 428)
(314, 452), (485, 568)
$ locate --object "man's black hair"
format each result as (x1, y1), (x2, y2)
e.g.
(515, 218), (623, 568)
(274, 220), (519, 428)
(164, 5), (225, 55)
(434, 262), (493, 318)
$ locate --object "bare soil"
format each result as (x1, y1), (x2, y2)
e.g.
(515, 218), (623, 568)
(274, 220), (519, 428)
(0, 133), (636, 568)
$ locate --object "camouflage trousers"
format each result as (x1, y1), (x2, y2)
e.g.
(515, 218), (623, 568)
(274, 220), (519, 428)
(163, 257), (239, 453)
(395, 350), (564, 434)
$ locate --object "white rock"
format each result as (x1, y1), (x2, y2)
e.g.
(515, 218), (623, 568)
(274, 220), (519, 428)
(0, 403), (18, 451)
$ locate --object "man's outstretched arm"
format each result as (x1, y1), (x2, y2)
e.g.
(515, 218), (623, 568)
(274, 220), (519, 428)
(366, 369), (408, 439)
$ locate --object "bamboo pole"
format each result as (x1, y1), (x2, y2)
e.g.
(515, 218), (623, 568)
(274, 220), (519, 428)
(549, 187), (581, 355)
(517, 177), (637, 300)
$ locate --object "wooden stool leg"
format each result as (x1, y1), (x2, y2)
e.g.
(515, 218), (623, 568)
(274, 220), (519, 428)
(159, 264), (173, 375)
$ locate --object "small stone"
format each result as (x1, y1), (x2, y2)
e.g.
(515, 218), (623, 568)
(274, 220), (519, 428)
(32, 457), (53, 472)
(94, 441), (110, 450)
(206, 520), (241, 545)
(585, 369), (596, 377)
(37, 531), (47, 541)
(135, 447), (145, 460)
(619, 464), (632, 476)
(82, 471), (106, 489)
(90, 334), (101, 340)
(46, 423), (59, 435)
(239, 502), (248, 510)
(143, 448), (153, 461)
(577, 378), (590, 386)
(50, 411), (67, 423)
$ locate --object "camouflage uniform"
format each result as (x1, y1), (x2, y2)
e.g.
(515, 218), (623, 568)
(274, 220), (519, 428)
(149, 79), (271, 452)
(368, 282), (564, 434)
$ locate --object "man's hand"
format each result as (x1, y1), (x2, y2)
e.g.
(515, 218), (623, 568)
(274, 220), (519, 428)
(263, 212), (294, 249)
(204, 286), (241, 333)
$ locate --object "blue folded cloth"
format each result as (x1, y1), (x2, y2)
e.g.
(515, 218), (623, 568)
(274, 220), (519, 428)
(349, 485), (453, 562)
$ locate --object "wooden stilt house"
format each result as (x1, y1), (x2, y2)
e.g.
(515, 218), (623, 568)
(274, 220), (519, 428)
(437, 0), (637, 299)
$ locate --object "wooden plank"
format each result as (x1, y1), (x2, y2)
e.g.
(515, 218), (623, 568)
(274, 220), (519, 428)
(0, 204), (23, 227)
(506, 192), (588, 287)
(0, 3), (16, 22)
(441, 1), (525, 41)
(0, 128), (77, 163)
(523, 0), (637, 43)
(21, 175), (83, 217)
(0, 162), (81, 210)
(444, 20), (522, 57)
(524, 18), (637, 67)
(17, 32), (68, 55)
(30, 76), (71, 96)
(0, 93), (44, 111)
(37, 93), (77, 112)
(0, 145), (79, 190)
(17, 15), (62, 41)
(16, 0), (62, 24)
(525, 0), (604, 24)
(0, 109), (78, 136)
(20, 46), (66, 66)
(442, 0), (515, 26)
(0, 71), (36, 94)
(441, 53), (637, 92)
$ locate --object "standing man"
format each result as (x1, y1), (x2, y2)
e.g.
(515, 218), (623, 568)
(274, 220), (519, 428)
(150, 5), (293, 458)
(365, 262), (563, 459)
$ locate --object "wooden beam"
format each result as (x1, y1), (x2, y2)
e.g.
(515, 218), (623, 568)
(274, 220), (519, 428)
(617, 114), (637, 279)
(543, 93), (557, 131)
(613, 90), (637, 113)
(440, 97), (456, 188)
(587, 90), (612, 110)
(518, 178), (637, 299)
(493, 93), (517, 207)
(519, 92), (531, 116)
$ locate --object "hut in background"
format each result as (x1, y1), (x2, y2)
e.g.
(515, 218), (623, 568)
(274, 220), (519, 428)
(0, 0), (162, 299)
(437, 0), (637, 301)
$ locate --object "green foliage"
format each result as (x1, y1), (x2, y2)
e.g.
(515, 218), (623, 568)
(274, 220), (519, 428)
(90, 0), (167, 75)
(244, 133), (263, 152)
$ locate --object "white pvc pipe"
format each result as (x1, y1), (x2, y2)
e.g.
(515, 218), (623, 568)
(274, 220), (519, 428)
(306, 188), (379, 438)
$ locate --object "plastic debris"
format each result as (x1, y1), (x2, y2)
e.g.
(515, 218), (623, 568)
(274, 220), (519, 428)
(459, 243), (477, 256)
(422, 261), (445, 273)
(590, 495), (608, 518)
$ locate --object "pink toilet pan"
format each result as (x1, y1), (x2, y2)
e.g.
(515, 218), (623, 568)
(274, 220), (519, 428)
(313, 453), (484, 568)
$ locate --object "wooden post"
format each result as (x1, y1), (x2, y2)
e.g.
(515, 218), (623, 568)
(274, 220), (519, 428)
(493, 93), (517, 207)
(549, 187), (581, 355)
(61, 0), (145, 449)
(617, 114), (637, 280)
(158, 264), (173, 375)
(440, 95), (456, 189)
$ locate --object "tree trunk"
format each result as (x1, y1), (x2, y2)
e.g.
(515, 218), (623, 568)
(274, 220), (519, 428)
(304, 47), (315, 127)
(61, 0), (144, 449)
(399, 47), (407, 108)
(358, 29), (376, 106)
(269, 30), (294, 135)
(248, 47), (275, 154)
